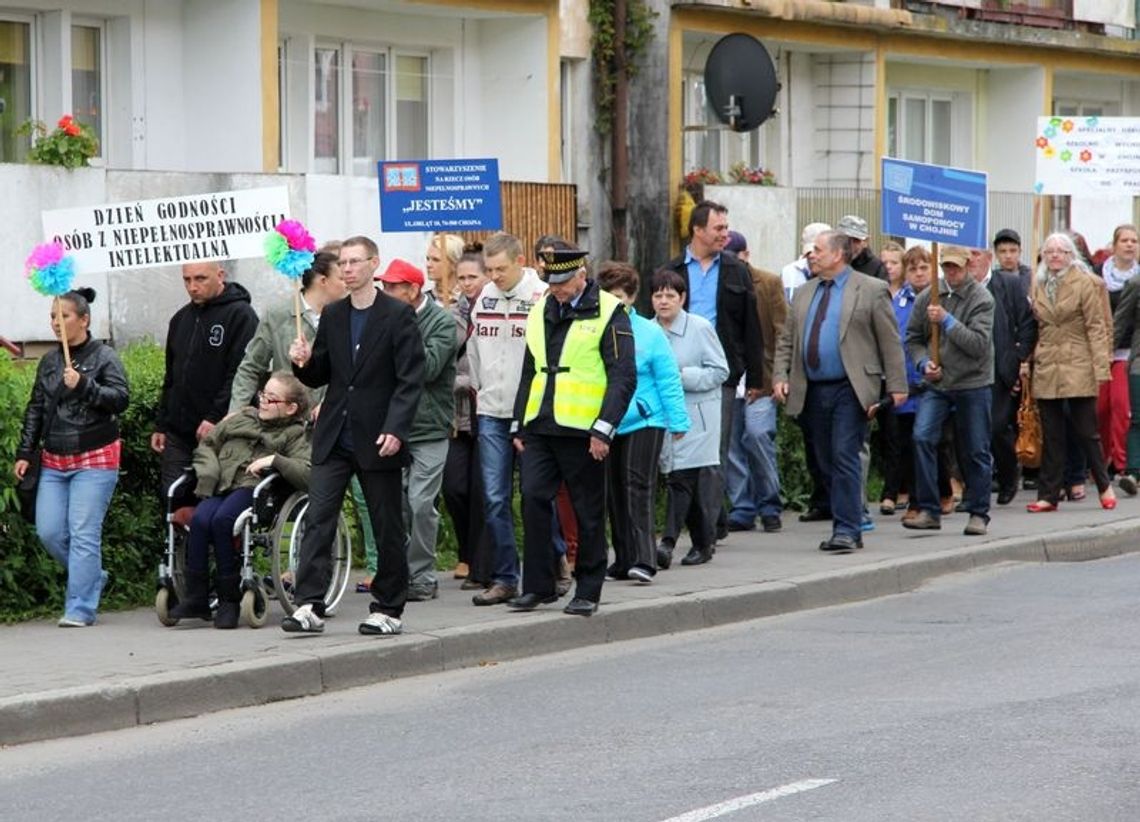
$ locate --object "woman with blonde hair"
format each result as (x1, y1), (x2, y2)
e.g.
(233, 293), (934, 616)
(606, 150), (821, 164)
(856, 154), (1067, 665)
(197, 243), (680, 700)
(1027, 232), (1115, 512)
(426, 233), (464, 307)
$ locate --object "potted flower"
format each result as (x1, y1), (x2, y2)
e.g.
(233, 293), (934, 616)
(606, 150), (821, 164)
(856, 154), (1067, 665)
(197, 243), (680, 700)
(728, 161), (777, 186)
(16, 114), (99, 169)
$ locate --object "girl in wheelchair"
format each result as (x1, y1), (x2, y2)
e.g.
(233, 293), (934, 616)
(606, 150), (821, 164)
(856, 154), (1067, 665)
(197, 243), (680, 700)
(169, 372), (311, 628)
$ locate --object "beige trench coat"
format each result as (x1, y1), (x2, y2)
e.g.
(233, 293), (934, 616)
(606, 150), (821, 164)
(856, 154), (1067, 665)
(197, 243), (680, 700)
(1030, 266), (1111, 399)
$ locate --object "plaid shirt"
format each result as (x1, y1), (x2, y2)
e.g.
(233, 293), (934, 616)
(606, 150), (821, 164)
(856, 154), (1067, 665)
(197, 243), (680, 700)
(42, 440), (121, 472)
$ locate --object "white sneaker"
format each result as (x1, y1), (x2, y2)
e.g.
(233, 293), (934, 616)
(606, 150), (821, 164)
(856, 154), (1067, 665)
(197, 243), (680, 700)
(282, 603), (325, 633)
(627, 567), (653, 585)
(58, 616), (92, 628)
(358, 612), (403, 636)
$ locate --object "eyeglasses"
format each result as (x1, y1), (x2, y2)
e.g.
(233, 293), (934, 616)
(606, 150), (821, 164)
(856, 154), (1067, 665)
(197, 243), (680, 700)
(258, 391), (287, 405)
(339, 257), (375, 268)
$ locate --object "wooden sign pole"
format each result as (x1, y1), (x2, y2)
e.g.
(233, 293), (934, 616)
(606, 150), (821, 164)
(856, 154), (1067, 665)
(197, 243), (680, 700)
(930, 240), (941, 367)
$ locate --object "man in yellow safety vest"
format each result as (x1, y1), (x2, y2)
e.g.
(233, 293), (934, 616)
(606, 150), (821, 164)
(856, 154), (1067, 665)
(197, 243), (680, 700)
(508, 247), (636, 616)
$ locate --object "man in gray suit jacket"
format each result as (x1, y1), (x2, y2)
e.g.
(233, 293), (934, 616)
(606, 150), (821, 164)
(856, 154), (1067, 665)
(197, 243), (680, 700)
(773, 230), (908, 552)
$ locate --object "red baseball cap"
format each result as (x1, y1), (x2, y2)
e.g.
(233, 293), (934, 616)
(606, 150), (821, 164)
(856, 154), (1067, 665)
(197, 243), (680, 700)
(376, 259), (425, 287)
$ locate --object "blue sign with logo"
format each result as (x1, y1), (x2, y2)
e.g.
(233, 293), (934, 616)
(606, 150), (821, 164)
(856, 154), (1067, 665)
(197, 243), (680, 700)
(379, 158), (502, 233)
(881, 158), (987, 247)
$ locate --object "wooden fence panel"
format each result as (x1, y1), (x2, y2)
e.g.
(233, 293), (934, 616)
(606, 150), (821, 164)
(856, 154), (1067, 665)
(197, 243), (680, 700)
(461, 182), (578, 264)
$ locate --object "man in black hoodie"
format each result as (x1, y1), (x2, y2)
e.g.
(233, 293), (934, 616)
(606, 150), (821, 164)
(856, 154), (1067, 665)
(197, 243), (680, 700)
(151, 262), (259, 505)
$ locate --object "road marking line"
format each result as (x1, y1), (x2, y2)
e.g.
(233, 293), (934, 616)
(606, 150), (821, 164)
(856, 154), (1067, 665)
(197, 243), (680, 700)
(659, 778), (838, 822)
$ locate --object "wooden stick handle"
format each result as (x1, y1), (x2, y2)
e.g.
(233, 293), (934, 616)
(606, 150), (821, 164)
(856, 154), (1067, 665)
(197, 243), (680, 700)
(294, 281), (303, 343)
(929, 241), (940, 368)
(57, 298), (72, 369)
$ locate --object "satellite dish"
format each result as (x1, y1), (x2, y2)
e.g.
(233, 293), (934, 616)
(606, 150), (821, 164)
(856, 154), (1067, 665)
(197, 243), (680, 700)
(703, 33), (779, 133)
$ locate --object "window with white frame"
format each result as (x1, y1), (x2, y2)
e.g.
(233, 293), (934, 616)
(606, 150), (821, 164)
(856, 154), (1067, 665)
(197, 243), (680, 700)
(681, 68), (766, 178)
(887, 90), (972, 167)
(71, 22), (103, 154)
(312, 42), (429, 176)
(0, 16), (32, 163)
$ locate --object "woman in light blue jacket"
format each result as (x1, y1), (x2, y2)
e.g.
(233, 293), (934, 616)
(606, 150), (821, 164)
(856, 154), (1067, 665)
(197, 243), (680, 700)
(652, 269), (729, 568)
(598, 262), (689, 583)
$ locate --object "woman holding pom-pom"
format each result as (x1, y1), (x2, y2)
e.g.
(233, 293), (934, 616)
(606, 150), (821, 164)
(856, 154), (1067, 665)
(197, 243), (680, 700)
(13, 288), (129, 627)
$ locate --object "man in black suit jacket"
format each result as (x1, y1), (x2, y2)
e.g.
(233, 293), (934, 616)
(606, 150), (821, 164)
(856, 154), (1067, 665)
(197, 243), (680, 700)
(969, 248), (1037, 504)
(286, 235), (425, 636)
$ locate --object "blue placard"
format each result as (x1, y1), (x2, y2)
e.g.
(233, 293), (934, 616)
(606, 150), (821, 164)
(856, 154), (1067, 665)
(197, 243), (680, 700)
(379, 158), (502, 233)
(881, 158), (987, 247)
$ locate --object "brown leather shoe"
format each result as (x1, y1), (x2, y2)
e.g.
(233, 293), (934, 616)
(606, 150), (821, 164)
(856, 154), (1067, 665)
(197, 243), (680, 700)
(940, 497), (955, 515)
(453, 562), (470, 580)
(902, 510), (941, 530)
(472, 583), (518, 606)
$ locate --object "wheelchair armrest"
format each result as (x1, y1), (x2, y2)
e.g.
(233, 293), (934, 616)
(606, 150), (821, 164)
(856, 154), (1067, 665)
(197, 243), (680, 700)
(167, 467), (196, 501)
(251, 470), (282, 502)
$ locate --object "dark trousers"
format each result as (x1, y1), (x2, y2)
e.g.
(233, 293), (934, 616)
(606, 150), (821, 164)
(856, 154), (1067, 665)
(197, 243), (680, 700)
(295, 447), (407, 618)
(991, 382), (1020, 493)
(1037, 397), (1110, 504)
(663, 467), (722, 551)
(1127, 372), (1140, 475)
(187, 487), (253, 576)
(797, 414), (830, 513)
(715, 385), (735, 530)
(876, 411), (913, 503)
(442, 431), (492, 583)
(520, 435), (608, 602)
(606, 427), (664, 575)
(159, 431), (196, 510)
(801, 380), (866, 540)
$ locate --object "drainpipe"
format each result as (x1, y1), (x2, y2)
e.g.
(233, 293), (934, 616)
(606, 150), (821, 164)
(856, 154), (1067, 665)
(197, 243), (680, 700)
(612, 0), (630, 260)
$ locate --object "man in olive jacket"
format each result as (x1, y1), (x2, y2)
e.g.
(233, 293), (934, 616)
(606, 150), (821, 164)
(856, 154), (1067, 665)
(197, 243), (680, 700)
(377, 259), (458, 601)
(286, 236), (425, 637)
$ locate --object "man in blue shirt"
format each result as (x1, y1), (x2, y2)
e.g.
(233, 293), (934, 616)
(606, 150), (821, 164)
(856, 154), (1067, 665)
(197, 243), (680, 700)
(773, 231), (908, 552)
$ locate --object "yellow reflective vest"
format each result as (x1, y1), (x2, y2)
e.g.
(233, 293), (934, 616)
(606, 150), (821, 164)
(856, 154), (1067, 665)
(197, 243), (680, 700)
(523, 290), (621, 430)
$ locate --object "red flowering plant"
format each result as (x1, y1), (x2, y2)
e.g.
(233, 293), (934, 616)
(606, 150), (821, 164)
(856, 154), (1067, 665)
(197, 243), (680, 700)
(684, 168), (722, 186)
(728, 161), (777, 186)
(16, 114), (99, 168)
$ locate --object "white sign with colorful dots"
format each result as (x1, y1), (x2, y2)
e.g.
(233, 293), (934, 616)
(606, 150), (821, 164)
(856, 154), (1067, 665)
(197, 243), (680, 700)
(1034, 116), (1140, 195)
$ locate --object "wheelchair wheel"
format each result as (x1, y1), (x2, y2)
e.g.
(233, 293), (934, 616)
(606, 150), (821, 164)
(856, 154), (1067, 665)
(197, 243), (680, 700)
(155, 586), (179, 627)
(240, 585), (269, 628)
(270, 492), (352, 616)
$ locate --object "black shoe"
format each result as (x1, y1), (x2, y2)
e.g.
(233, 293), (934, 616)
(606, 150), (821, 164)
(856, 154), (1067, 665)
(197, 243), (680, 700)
(680, 547), (712, 566)
(819, 534), (862, 553)
(798, 507), (832, 523)
(168, 597), (212, 621)
(656, 540), (674, 570)
(563, 597), (598, 617)
(996, 487), (1017, 505)
(716, 523), (729, 541)
(727, 520), (755, 532)
(606, 563), (629, 580)
(213, 600), (240, 630)
(760, 515), (782, 533)
(1022, 477), (1038, 491)
(507, 592), (559, 611)
(954, 500), (968, 513)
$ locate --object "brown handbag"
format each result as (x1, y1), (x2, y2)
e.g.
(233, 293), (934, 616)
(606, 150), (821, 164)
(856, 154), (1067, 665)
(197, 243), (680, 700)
(1015, 373), (1043, 468)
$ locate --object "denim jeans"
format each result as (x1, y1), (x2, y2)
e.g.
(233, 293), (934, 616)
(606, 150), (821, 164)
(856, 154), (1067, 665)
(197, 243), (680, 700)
(477, 415), (520, 588)
(36, 466), (119, 623)
(913, 386), (993, 519)
(800, 381), (866, 540)
(725, 396), (782, 523)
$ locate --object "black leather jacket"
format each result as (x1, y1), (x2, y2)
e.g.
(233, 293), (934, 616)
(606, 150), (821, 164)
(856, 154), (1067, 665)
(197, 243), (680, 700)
(18, 336), (130, 460)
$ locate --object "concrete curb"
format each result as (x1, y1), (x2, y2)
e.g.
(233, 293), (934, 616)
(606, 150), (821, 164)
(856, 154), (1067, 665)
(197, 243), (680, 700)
(4, 518), (1140, 747)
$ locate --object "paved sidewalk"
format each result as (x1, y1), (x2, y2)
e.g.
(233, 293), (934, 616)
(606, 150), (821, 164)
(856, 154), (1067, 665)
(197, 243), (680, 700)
(4, 494), (1140, 746)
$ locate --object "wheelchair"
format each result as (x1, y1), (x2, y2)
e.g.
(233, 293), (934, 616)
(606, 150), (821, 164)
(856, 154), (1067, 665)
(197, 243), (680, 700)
(155, 468), (352, 628)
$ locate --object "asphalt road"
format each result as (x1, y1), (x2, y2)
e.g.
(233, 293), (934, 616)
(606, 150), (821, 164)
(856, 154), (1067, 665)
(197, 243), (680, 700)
(4, 556), (1140, 822)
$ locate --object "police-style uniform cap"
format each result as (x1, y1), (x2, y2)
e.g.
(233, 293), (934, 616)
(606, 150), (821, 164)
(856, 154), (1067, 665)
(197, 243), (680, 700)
(541, 248), (588, 284)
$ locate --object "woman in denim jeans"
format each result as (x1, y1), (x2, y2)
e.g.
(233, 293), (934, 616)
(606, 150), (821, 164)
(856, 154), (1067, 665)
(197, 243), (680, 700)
(14, 288), (129, 626)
